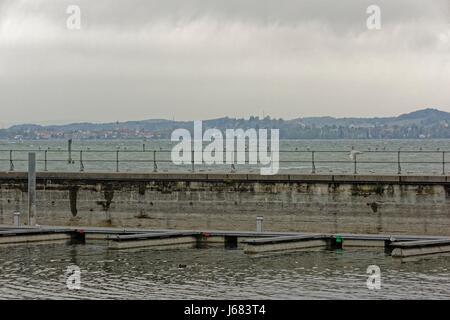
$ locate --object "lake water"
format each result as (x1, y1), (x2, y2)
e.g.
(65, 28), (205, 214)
(1, 140), (449, 300)
(0, 243), (449, 299)
(1, 139), (449, 174)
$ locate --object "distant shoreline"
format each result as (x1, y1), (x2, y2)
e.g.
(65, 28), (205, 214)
(2, 108), (448, 140)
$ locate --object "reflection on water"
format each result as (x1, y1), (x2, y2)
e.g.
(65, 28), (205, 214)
(1, 244), (449, 299)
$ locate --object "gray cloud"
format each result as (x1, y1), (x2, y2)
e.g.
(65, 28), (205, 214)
(0, 0), (449, 126)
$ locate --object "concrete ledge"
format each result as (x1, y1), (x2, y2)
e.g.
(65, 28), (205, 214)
(0, 171), (448, 185)
(332, 174), (400, 183)
(246, 174), (291, 181)
(206, 174), (249, 181)
(288, 174), (336, 182)
(399, 175), (447, 184)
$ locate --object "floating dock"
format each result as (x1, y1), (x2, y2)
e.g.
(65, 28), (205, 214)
(0, 228), (73, 245)
(242, 234), (328, 254)
(107, 231), (201, 250)
(390, 239), (450, 257)
(0, 225), (449, 259)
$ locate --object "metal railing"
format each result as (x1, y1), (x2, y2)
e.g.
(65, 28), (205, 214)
(0, 147), (448, 175)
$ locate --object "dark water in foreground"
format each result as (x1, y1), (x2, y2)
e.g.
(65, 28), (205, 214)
(0, 244), (449, 299)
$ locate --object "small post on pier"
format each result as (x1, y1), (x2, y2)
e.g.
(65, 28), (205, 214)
(68, 139), (73, 164)
(28, 152), (36, 226)
(13, 211), (20, 226)
(311, 151), (316, 174)
(256, 216), (264, 233)
(397, 150), (401, 175)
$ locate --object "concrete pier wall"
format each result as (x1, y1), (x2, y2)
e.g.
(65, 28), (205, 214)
(0, 172), (449, 236)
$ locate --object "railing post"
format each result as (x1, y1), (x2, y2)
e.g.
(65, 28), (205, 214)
(143, 143), (146, 152)
(116, 150), (120, 172)
(68, 139), (73, 164)
(44, 150), (48, 172)
(443, 151), (446, 175)
(397, 151), (401, 175)
(191, 149), (195, 172)
(80, 151), (84, 172)
(311, 151), (316, 174)
(153, 150), (158, 172)
(9, 150), (14, 171)
(28, 153), (36, 226)
(354, 154), (357, 174)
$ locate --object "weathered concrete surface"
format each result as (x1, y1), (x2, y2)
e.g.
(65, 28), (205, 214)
(0, 172), (449, 236)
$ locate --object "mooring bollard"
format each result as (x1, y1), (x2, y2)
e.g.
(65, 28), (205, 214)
(256, 216), (264, 233)
(13, 211), (20, 226)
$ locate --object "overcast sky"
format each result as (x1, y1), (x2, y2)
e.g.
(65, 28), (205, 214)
(0, 0), (449, 127)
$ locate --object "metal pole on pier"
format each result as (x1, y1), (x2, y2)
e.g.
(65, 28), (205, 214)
(443, 151), (446, 175)
(68, 139), (73, 164)
(9, 150), (14, 171)
(256, 216), (264, 233)
(13, 211), (20, 226)
(153, 150), (158, 172)
(28, 152), (36, 226)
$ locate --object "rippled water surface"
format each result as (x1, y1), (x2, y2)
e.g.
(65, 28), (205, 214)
(1, 139), (449, 174)
(1, 244), (449, 299)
